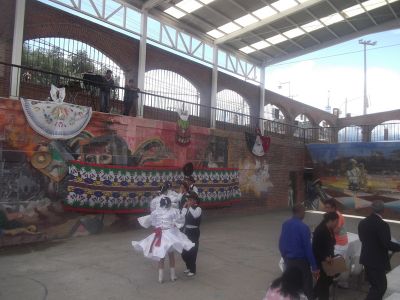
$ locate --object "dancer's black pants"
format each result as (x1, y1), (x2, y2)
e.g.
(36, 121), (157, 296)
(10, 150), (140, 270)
(365, 266), (387, 300)
(181, 227), (200, 274)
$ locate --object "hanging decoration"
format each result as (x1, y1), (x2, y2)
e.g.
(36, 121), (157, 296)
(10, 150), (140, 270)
(176, 107), (191, 146)
(64, 161), (241, 213)
(21, 85), (92, 140)
(245, 128), (271, 157)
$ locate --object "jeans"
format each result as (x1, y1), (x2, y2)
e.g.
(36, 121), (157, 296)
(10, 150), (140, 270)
(100, 91), (110, 113)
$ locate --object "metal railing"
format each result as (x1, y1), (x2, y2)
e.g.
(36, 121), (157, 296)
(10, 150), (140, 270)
(2, 62), (400, 144)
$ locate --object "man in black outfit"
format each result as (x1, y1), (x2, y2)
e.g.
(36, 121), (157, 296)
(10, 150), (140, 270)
(181, 192), (202, 277)
(99, 70), (114, 113)
(358, 200), (400, 300)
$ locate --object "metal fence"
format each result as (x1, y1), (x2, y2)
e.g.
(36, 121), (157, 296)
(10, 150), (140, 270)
(2, 62), (400, 144)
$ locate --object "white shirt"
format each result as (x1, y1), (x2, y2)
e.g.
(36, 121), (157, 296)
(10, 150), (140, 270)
(150, 207), (184, 230)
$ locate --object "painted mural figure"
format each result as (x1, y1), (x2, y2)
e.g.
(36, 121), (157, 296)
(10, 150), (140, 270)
(358, 163), (368, 188)
(346, 159), (361, 191)
(132, 197), (194, 283)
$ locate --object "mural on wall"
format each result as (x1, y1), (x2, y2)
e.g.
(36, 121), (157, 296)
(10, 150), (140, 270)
(307, 142), (400, 218)
(239, 156), (273, 198)
(0, 98), (242, 245)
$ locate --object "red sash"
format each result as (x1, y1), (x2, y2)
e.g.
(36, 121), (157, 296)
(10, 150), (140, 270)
(150, 227), (162, 252)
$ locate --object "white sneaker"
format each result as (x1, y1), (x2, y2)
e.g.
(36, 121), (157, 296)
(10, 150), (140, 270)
(183, 269), (190, 274)
(186, 272), (195, 277)
(158, 269), (164, 284)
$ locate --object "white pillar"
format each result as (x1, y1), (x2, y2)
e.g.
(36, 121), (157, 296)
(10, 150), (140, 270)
(10, 0), (26, 99)
(137, 10), (148, 117)
(259, 66), (266, 133)
(210, 45), (218, 128)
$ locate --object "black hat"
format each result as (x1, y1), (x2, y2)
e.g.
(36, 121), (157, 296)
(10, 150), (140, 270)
(183, 162), (194, 176)
(160, 196), (171, 208)
(160, 181), (172, 194)
(187, 191), (200, 204)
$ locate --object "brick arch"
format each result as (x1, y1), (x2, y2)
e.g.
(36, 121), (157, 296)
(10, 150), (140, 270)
(264, 101), (293, 122)
(24, 0), (139, 77)
(293, 113), (317, 127)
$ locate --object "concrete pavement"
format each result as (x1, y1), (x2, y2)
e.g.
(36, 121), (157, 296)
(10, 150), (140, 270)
(1, 209), (399, 300)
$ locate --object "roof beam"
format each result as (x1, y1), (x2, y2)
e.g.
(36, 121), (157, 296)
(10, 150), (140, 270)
(385, 0), (399, 19)
(142, 0), (170, 10)
(324, 0), (359, 32)
(354, 0), (378, 25)
(264, 17), (400, 66)
(215, 0), (323, 44)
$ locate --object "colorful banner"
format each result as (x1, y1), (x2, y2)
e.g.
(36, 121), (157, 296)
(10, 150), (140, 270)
(64, 161), (241, 213)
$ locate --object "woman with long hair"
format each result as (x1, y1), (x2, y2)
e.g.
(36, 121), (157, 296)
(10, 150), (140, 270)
(264, 266), (307, 299)
(312, 212), (339, 300)
(132, 197), (194, 283)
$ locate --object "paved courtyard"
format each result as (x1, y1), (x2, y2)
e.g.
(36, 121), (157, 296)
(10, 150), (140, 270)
(1, 209), (400, 300)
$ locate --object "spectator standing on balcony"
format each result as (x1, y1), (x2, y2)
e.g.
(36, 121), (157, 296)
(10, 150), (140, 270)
(279, 204), (319, 299)
(100, 69), (114, 113)
(123, 79), (139, 116)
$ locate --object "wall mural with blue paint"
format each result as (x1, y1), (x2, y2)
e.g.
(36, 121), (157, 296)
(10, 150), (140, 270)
(307, 142), (400, 219)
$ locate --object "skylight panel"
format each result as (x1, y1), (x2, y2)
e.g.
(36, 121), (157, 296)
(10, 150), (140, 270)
(239, 46), (256, 54)
(266, 34), (287, 45)
(235, 14), (258, 27)
(301, 20), (323, 32)
(198, 0), (214, 4)
(283, 27), (305, 38)
(164, 7), (186, 19)
(176, 0), (203, 13)
(297, 0), (311, 2)
(251, 40), (270, 50)
(362, 0), (386, 11)
(252, 6), (277, 19)
(342, 4), (365, 18)
(320, 13), (344, 26)
(271, 0), (298, 12)
(218, 22), (241, 34)
(207, 29), (225, 38)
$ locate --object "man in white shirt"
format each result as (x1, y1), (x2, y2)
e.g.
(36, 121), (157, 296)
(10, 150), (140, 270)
(181, 192), (202, 277)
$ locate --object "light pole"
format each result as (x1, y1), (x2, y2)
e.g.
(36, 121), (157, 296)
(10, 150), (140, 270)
(359, 39), (376, 115)
(278, 81), (291, 99)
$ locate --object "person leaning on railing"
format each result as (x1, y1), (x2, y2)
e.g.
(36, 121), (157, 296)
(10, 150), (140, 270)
(99, 69), (114, 113)
(123, 79), (140, 116)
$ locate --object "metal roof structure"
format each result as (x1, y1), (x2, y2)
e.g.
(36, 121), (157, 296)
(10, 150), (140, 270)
(126, 0), (400, 65)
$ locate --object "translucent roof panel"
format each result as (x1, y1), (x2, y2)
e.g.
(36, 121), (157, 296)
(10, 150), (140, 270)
(234, 14), (259, 27)
(239, 46), (256, 54)
(164, 7), (186, 19)
(252, 40), (270, 49)
(320, 13), (344, 26)
(283, 27), (305, 38)
(271, 0), (298, 12)
(266, 34), (288, 44)
(301, 20), (324, 32)
(252, 6), (277, 19)
(176, 0), (203, 13)
(362, 0), (387, 11)
(218, 22), (242, 34)
(207, 29), (225, 38)
(342, 4), (365, 18)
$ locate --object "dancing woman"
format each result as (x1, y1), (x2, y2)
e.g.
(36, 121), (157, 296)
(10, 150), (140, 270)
(132, 197), (194, 283)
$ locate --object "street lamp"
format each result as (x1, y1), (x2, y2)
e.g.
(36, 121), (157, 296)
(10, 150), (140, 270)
(359, 39), (377, 115)
(278, 81), (292, 99)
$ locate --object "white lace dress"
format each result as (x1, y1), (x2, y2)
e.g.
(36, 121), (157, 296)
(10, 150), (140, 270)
(132, 207), (194, 261)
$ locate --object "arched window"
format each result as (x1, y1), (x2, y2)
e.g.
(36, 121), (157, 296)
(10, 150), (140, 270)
(144, 69), (200, 116)
(22, 37), (125, 97)
(264, 104), (286, 134)
(294, 114), (313, 138)
(216, 89), (250, 125)
(319, 120), (332, 142)
(371, 120), (400, 142)
(338, 126), (363, 142)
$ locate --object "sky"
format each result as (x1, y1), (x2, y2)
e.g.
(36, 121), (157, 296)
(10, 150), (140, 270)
(266, 28), (400, 118)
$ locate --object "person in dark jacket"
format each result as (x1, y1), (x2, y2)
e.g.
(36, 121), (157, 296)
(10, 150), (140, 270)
(100, 69), (115, 113)
(181, 192), (202, 277)
(123, 79), (139, 116)
(358, 200), (400, 300)
(312, 212), (339, 300)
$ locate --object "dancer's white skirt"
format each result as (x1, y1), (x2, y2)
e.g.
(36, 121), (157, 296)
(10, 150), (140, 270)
(132, 227), (194, 261)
